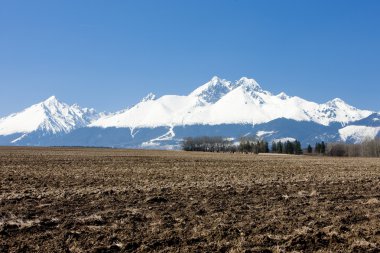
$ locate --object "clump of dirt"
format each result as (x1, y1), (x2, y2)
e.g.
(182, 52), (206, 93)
(145, 196), (168, 204)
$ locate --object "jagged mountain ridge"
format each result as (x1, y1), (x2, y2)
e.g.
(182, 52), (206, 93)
(0, 96), (99, 142)
(91, 76), (372, 128)
(0, 77), (377, 147)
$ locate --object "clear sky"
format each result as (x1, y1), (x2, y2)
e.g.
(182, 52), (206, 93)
(1, 0), (379, 116)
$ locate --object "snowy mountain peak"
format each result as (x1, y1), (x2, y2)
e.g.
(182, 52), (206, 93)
(141, 93), (156, 102)
(234, 77), (270, 105)
(236, 77), (270, 103)
(44, 95), (58, 102)
(0, 96), (99, 137)
(324, 98), (357, 111)
(190, 76), (236, 104)
(41, 95), (62, 108)
(326, 98), (347, 106)
(210, 75), (223, 84)
(236, 77), (262, 91)
(315, 98), (372, 126)
(277, 92), (290, 100)
(90, 76), (374, 129)
(332, 98), (344, 103)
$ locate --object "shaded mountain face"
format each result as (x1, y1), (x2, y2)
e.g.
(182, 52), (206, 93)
(0, 77), (377, 148)
(350, 113), (380, 127)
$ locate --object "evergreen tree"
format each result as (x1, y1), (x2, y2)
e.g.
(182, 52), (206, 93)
(271, 141), (277, 153)
(321, 141), (326, 154)
(307, 144), (313, 154)
(286, 141), (294, 154)
(295, 140), (303, 155)
(278, 141), (283, 153)
(265, 141), (269, 153)
(254, 141), (259, 154)
(315, 142), (322, 154)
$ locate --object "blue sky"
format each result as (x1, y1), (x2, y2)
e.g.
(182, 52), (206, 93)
(1, 0), (379, 115)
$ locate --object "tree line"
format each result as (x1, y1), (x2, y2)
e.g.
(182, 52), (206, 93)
(182, 136), (380, 157)
(239, 138), (269, 154)
(305, 142), (326, 155)
(305, 140), (380, 157)
(181, 136), (236, 152)
(271, 140), (303, 155)
(182, 136), (304, 155)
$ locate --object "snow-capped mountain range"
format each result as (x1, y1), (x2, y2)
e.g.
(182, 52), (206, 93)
(91, 76), (372, 128)
(0, 76), (378, 148)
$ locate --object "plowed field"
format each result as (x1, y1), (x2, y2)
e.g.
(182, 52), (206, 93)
(1, 147), (380, 252)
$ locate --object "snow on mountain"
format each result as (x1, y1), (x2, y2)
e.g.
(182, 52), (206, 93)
(141, 93), (156, 102)
(339, 125), (380, 143)
(256, 130), (277, 138)
(0, 76), (375, 148)
(91, 76), (373, 129)
(0, 96), (99, 136)
(336, 113), (380, 143)
(314, 98), (372, 126)
(188, 84), (313, 125)
(273, 137), (297, 143)
(91, 94), (198, 128)
(276, 92), (290, 100)
(189, 76), (238, 104)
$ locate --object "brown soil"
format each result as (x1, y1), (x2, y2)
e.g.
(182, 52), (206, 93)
(1, 147), (380, 252)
